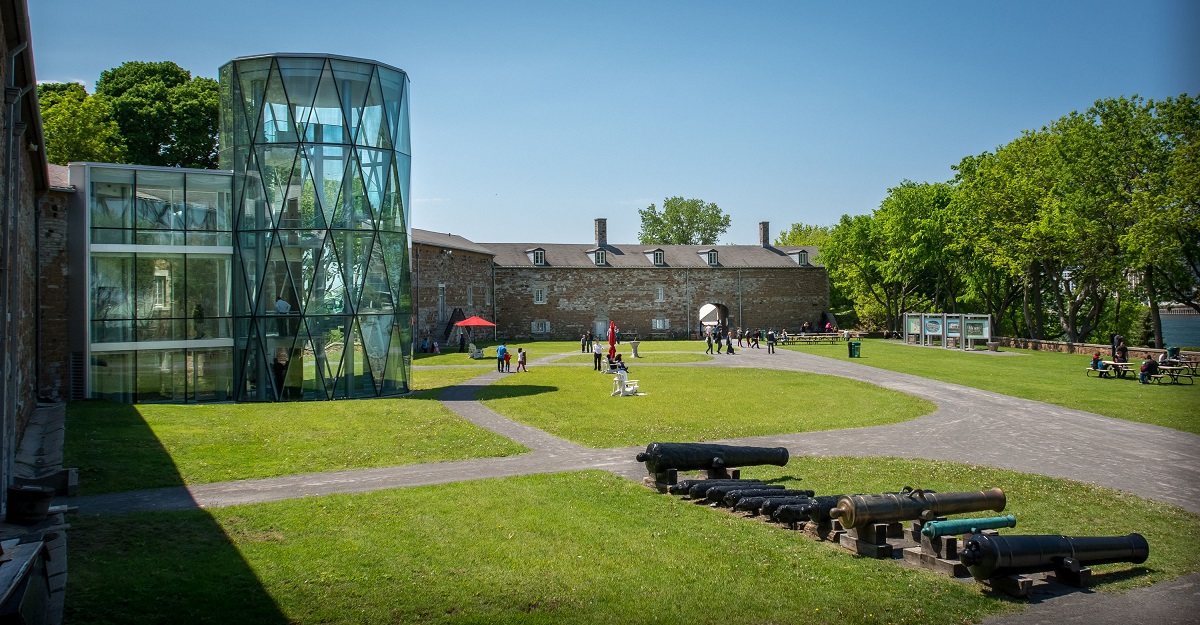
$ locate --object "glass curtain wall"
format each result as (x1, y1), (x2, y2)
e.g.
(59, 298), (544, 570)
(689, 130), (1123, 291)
(220, 54), (412, 401)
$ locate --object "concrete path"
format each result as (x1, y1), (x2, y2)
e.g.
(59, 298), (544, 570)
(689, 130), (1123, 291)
(63, 344), (1200, 623)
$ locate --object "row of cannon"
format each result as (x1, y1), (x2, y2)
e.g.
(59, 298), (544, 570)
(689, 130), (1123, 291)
(638, 443), (1150, 595)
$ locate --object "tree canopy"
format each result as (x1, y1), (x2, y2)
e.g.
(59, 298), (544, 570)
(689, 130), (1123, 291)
(37, 82), (126, 165)
(94, 61), (219, 168)
(637, 197), (731, 245)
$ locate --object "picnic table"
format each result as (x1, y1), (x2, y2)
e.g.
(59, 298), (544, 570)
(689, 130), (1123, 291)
(783, 333), (842, 345)
(1153, 366), (1194, 385)
(1166, 359), (1198, 375)
(1086, 361), (1133, 379)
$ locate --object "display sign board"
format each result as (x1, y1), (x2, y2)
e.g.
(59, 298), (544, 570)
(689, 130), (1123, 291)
(907, 316), (922, 335)
(924, 318), (943, 336)
(945, 316), (962, 338)
(965, 318), (989, 340)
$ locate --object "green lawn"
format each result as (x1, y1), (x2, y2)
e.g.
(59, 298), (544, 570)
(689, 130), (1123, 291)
(66, 461), (1199, 625)
(476, 367), (935, 447)
(554, 351), (713, 364)
(783, 340), (1200, 434)
(66, 367), (527, 494)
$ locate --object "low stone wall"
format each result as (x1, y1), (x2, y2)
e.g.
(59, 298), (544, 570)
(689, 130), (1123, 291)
(994, 337), (1199, 361)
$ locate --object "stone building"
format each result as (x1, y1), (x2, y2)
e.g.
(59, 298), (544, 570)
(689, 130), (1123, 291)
(413, 219), (828, 343)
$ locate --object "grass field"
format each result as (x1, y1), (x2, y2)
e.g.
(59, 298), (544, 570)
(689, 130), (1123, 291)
(476, 366), (934, 447)
(66, 367), (525, 494)
(783, 339), (1200, 434)
(65, 460), (1200, 625)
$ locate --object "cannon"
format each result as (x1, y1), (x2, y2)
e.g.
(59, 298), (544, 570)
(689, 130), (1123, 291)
(722, 488), (814, 507)
(668, 479), (765, 497)
(689, 481), (768, 499)
(737, 495), (814, 515)
(922, 515), (1016, 539)
(771, 504), (812, 524)
(829, 488), (1006, 529)
(702, 483), (785, 503)
(799, 495), (847, 522)
(636, 442), (789, 487)
(959, 533), (1149, 595)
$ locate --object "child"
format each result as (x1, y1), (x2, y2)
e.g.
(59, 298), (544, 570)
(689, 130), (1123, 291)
(516, 348), (528, 372)
(503, 350), (512, 372)
(1091, 351), (1102, 370)
(432, 341), (440, 354)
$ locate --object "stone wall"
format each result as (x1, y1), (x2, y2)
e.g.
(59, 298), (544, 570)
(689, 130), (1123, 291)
(411, 242), (496, 343)
(492, 266), (829, 341)
(37, 191), (72, 400)
(996, 337), (1199, 361)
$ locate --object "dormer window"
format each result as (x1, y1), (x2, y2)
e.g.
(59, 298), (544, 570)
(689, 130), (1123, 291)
(707, 250), (718, 266)
(790, 250), (809, 265)
(594, 249), (606, 266)
(654, 250), (664, 266)
(534, 250), (546, 265)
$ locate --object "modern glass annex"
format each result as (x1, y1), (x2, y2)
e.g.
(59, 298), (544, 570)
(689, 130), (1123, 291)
(220, 54), (412, 400)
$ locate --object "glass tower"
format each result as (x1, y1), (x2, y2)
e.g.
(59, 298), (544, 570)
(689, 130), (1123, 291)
(219, 54), (412, 401)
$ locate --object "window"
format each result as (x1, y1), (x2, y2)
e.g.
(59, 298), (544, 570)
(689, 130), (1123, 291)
(534, 287), (546, 304)
(467, 285), (473, 307)
(707, 251), (719, 266)
(653, 250), (664, 266)
(532, 320), (550, 333)
(655, 286), (665, 302)
(792, 250), (809, 265)
(594, 250), (606, 266)
(652, 318), (670, 330)
(153, 274), (168, 309)
(533, 250), (546, 265)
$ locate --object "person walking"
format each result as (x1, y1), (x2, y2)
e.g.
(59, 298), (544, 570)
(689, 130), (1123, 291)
(767, 328), (776, 354)
(496, 343), (508, 373)
(592, 340), (603, 371)
(516, 348), (528, 372)
(726, 328), (735, 355)
(705, 332), (714, 354)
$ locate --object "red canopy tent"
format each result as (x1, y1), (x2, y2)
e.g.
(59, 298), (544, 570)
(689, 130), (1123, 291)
(454, 316), (496, 328)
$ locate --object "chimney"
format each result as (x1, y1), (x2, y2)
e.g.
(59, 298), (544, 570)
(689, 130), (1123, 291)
(759, 221), (770, 247)
(595, 218), (607, 248)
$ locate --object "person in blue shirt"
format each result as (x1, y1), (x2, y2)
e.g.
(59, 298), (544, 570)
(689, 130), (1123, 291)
(496, 343), (508, 373)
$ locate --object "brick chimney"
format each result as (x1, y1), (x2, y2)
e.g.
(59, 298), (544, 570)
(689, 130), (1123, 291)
(595, 218), (607, 247)
(759, 221), (770, 247)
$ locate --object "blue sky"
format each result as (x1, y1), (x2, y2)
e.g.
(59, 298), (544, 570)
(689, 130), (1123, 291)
(29, 1), (1198, 244)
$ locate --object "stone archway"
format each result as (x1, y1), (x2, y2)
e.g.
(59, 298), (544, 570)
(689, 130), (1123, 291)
(698, 303), (730, 333)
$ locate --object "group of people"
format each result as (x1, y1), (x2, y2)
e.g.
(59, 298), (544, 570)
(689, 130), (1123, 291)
(418, 338), (441, 354)
(494, 343), (529, 373)
(581, 328), (623, 353)
(590, 341), (629, 373)
(1091, 337), (1180, 384)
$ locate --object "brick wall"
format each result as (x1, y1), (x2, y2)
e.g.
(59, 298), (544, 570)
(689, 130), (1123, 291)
(493, 266), (829, 341)
(411, 242), (496, 343)
(38, 191), (72, 400)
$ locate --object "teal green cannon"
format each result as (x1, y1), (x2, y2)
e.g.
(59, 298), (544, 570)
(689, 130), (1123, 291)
(921, 515), (1016, 539)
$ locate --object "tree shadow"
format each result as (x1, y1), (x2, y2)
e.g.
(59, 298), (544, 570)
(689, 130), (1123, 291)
(473, 384), (560, 400)
(63, 400), (289, 624)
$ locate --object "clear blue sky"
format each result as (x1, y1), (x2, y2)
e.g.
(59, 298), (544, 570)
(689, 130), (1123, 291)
(29, 1), (1198, 244)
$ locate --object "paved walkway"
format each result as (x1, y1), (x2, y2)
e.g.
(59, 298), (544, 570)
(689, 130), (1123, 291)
(64, 345), (1200, 623)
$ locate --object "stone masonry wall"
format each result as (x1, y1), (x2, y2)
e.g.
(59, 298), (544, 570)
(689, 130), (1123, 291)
(411, 243), (496, 345)
(492, 266), (829, 341)
(38, 191), (72, 400)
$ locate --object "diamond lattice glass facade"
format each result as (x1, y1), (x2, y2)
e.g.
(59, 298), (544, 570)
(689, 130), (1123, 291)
(220, 54), (412, 401)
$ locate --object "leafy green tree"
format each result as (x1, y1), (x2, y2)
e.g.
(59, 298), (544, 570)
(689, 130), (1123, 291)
(95, 61), (218, 168)
(637, 197), (730, 245)
(37, 82), (125, 165)
(774, 222), (830, 249)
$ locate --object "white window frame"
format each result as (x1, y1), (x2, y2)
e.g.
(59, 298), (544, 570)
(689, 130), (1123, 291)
(652, 318), (670, 330)
(532, 320), (550, 333)
(594, 250), (606, 266)
(533, 287), (547, 304)
(707, 250), (718, 266)
(796, 250), (808, 265)
(653, 250), (664, 266)
(533, 250), (546, 265)
(655, 286), (665, 302)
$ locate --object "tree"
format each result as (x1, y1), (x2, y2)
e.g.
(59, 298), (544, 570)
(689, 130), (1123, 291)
(637, 197), (730, 245)
(774, 222), (830, 249)
(95, 61), (219, 168)
(37, 82), (125, 165)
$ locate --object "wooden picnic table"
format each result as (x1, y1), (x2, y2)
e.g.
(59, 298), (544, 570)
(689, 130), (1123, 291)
(1103, 361), (1133, 379)
(1154, 366), (1195, 385)
(1167, 359), (1198, 375)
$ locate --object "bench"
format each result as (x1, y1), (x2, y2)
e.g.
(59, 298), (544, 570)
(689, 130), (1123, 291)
(467, 343), (486, 359)
(1085, 367), (1112, 378)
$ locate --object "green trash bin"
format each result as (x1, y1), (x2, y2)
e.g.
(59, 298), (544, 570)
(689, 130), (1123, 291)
(1167, 346), (1180, 359)
(848, 341), (861, 358)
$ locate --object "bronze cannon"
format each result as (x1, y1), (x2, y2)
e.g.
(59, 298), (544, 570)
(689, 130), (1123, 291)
(829, 487), (1006, 529)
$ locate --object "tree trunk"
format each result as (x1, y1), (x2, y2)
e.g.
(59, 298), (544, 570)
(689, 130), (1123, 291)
(1146, 265), (1164, 348)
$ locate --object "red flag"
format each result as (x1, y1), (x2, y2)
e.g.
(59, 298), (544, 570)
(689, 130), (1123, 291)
(608, 321), (616, 360)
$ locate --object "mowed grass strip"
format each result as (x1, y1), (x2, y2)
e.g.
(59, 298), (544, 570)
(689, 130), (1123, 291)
(66, 463), (1199, 625)
(783, 339), (1200, 434)
(476, 367), (934, 447)
(66, 367), (526, 494)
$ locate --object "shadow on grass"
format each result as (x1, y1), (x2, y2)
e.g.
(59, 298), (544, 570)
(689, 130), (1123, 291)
(975, 566), (1157, 605)
(474, 384), (560, 400)
(64, 400), (289, 624)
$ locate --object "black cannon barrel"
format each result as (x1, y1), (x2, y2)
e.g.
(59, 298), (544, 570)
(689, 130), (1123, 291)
(829, 488), (1005, 529)
(689, 481), (768, 499)
(771, 504), (812, 524)
(798, 495), (846, 521)
(735, 495), (814, 514)
(704, 484), (786, 503)
(959, 533), (1149, 581)
(723, 489), (814, 507)
(636, 442), (789, 476)
(669, 479), (765, 496)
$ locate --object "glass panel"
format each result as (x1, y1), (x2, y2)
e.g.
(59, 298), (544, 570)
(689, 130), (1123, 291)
(307, 235), (347, 315)
(356, 70), (391, 150)
(91, 254), (134, 342)
(309, 64), (347, 143)
(378, 68), (406, 153)
(348, 318), (376, 397)
(256, 144), (301, 230)
(293, 150), (328, 230)
(305, 314), (350, 399)
(136, 350), (186, 403)
(186, 255), (231, 339)
(276, 57), (325, 139)
(90, 228), (130, 245)
(395, 153), (411, 230)
(90, 167), (134, 232)
(360, 239), (392, 312)
(238, 151), (271, 231)
(237, 231), (276, 314)
(235, 57), (273, 142)
(381, 322), (409, 395)
(330, 60), (374, 144)
(334, 231), (374, 314)
(185, 173), (233, 235)
(358, 148), (390, 222)
(91, 352), (134, 402)
(189, 348), (233, 402)
(304, 144), (348, 228)
(135, 254), (186, 320)
(135, 171), (186, 242)
(258, 63), (296, 144)
(360, 312), (392, 393)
